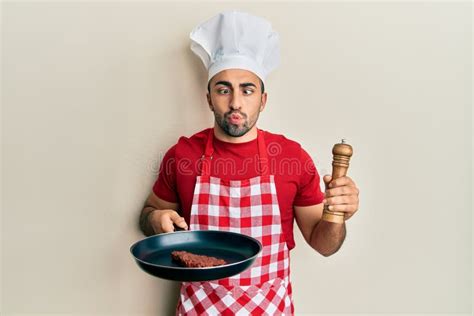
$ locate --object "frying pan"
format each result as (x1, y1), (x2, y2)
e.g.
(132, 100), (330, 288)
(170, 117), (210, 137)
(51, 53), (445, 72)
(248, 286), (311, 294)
(130, 230), (262, 282)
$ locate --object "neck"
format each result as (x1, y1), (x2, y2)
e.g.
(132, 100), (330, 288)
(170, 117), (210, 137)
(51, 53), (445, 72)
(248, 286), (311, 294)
(213, 123), (258, 143)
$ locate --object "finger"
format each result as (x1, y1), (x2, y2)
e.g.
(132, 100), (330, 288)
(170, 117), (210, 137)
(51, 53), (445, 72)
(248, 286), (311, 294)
(325, 186), (359, 197)
(160, 214), (176, 233)
(327, 204), (357, 213)
(345, 206), (359, 220)
(323, 175), (332, 189)
(174, 217), (189, 230)
(323, 195), (357, 206)
(344, 213), (353, 220)
(169, 211), (189, 230)
(323, 175), (332, 184)
(328, 176), (355, 188)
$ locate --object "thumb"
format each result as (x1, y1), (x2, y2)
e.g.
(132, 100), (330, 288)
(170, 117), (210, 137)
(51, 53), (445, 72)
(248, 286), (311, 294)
(169, 211), (189, 231)
(323, 175), (332, 189)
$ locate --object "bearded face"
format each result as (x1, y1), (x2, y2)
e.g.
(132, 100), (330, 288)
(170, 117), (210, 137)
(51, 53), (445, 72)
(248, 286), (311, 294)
(207, 69), (266, 138)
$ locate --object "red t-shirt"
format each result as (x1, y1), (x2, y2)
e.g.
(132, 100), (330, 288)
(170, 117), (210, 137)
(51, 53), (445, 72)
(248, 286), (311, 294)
(152, 128), (325, 250)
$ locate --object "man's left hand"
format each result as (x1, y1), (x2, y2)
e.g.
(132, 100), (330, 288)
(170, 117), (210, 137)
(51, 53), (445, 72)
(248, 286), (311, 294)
(322, 175), (360, 221)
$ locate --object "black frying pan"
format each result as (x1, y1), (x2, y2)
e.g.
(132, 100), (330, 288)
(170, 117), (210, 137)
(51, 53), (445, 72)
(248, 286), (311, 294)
(130, 230), (262, 282)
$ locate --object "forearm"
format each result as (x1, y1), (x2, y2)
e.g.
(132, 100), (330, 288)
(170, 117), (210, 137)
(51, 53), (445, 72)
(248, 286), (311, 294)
(310, 219), (346, 257)
(139, 206), (157, 237)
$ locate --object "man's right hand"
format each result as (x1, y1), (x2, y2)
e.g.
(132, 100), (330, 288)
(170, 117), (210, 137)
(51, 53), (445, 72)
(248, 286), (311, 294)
(148, 209), (189, 234)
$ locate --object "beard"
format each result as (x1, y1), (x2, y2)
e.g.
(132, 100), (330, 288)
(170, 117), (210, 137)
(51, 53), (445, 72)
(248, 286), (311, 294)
(214, 109), (259, 137)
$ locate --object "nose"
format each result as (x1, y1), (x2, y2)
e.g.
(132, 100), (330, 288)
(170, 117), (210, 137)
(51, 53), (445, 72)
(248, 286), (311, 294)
(229, 92), (243, 110)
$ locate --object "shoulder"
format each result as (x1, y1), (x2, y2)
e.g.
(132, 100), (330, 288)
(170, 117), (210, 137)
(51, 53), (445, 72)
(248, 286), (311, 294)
(174, 128), (209, 157)
(260, 129), (303, 157)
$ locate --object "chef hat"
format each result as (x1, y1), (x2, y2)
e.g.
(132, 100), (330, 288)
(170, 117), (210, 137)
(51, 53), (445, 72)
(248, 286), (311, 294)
(190, 10), (280, 84)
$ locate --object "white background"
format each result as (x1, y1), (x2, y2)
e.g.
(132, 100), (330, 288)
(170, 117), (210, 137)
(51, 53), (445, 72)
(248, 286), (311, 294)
(2, 1), (472, 315)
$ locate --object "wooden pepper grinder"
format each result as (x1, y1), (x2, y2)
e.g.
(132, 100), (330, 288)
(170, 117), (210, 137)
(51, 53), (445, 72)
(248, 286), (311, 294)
(322, 139), (353, 224)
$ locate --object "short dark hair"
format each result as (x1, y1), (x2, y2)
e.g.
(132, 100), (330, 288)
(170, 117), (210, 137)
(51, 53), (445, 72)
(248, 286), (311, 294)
(207, 78), (265, 94)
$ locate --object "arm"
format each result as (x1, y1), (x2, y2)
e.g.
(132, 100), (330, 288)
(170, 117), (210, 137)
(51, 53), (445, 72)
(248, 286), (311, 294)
(140, 144), (188, 236)
(294, 203), (346, 257)
(139, 191), (186, 236)
(294, 175), (359, 256)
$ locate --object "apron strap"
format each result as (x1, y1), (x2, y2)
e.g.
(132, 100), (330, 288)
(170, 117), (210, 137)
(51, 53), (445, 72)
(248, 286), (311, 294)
(201, 128), (215, 177)
(257, 129), (269, 176)
(201, 128), (269, 177)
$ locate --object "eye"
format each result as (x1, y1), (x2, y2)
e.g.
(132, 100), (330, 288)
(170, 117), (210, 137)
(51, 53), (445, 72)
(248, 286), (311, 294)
(217, 88), (230, 95)
(243, 89), (254, 95)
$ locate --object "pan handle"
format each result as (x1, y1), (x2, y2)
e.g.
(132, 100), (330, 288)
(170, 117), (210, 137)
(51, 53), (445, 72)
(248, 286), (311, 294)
(173, 224), (185, 232)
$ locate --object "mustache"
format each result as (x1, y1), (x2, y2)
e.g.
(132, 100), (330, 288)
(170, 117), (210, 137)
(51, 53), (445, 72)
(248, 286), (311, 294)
(224, 110), (247, 119)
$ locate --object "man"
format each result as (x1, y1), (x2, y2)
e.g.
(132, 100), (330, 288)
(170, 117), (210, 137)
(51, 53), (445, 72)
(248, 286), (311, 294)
(139, 11), (359, 315)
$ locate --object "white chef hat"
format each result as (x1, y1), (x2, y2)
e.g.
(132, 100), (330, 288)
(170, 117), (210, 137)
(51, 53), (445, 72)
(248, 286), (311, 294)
(189, 10), (280, 84)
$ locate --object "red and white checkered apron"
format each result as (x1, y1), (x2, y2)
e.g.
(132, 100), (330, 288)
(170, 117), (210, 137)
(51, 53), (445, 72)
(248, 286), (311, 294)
(176, 128), (294, 316)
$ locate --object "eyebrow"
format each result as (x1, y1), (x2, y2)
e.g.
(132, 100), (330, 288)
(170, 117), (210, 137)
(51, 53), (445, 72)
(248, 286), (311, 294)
(214, 81), (257, 89)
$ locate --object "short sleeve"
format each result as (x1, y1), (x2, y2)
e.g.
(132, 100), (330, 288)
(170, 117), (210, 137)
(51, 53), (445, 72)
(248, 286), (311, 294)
(293, 147), (325, 206)
(152, 144), (179, 203)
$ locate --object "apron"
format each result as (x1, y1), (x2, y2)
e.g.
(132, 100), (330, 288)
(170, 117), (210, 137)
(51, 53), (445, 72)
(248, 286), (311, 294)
(176, 128), (294, 316)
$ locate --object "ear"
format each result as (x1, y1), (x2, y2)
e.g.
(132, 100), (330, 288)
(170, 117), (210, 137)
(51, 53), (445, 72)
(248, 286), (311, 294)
(260, 92), (268, 112)
(207, 93), (214, 112)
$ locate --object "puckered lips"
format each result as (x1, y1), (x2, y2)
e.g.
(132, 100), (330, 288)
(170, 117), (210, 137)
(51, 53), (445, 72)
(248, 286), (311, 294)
(228, 113), (243, 124)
